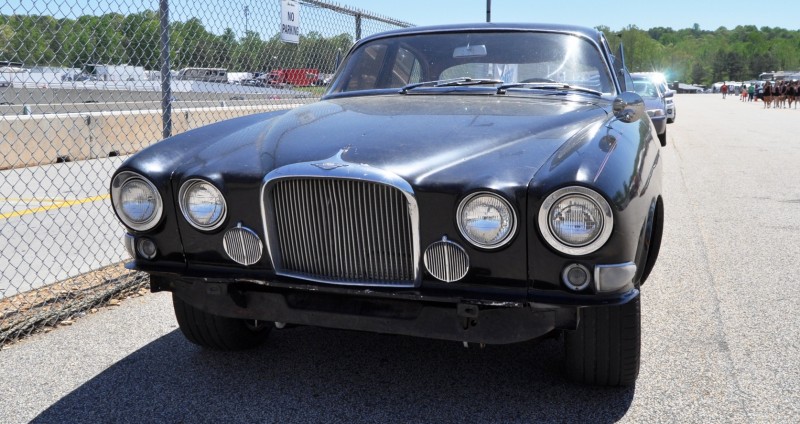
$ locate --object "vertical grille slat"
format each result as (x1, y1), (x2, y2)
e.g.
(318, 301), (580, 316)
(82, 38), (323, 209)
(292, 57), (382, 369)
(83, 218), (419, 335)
(269, 178), (415, 286)
(223, 225), (263, 266)
(423, 239), (469, 283)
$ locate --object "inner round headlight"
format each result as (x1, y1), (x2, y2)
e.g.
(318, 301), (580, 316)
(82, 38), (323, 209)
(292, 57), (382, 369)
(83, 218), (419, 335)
(179, 179), (227, 230)
(457, 192), (517, 249)
(111, 172), (163, 232)
(538, 186), (613, 256)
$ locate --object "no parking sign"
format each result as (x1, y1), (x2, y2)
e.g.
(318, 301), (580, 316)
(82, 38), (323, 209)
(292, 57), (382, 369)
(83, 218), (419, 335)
(280, 0), (300, 44)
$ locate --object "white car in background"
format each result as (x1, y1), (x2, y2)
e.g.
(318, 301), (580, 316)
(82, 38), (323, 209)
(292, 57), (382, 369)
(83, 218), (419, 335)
(634, 72), (676, 123)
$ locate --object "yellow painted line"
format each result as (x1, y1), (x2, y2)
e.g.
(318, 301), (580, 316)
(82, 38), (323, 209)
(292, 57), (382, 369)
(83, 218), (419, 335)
(0, 194), (110, 220)
(0, 197), (68, 203)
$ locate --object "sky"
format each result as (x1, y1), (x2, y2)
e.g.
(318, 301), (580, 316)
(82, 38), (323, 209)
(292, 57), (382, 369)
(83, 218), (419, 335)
(338, 0), (800, 32)
(5, 0), (800, 33)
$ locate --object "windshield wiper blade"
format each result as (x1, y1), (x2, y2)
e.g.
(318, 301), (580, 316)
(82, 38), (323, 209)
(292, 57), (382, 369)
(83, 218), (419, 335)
(399, 80), (436, 93)
(400, 77), (504, 94)
(497, 82), (602, 96)
(435, 77), (505, 87)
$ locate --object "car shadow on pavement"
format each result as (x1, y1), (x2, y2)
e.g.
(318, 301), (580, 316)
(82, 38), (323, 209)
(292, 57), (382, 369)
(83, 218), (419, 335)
(33, 326), (634, 423)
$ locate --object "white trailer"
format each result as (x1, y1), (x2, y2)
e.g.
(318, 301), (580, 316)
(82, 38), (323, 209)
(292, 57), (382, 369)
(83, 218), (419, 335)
(83, 64), (146, 81)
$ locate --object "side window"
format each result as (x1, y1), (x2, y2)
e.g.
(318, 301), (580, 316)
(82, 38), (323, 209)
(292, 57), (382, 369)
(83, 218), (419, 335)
(390, 47), (422, 86)
(345, 44), (388, 91)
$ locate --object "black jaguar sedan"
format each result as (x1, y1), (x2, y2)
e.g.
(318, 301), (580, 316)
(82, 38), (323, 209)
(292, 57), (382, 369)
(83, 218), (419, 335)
(110, 23), (663, 386)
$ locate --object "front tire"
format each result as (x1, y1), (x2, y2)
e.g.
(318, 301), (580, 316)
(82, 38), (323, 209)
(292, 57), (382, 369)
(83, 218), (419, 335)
(172, 293), (272, 350)
(658, 129), (667, 146)
(564, 295), (641, 386)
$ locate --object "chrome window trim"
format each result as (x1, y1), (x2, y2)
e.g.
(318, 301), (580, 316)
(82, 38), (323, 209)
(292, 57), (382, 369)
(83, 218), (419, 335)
(110, 171), (163, 232)
(537, 186), (614, 256)
(260, 150), (421, 287)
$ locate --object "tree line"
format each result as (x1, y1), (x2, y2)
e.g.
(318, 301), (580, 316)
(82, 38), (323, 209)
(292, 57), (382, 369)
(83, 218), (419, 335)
(603, 23), (800, 84)
(0, 12), (353, 74)
(3, 12), (800, 84)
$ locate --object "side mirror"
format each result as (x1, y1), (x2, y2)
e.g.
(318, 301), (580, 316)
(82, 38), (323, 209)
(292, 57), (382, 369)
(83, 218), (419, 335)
(664, 90), (674, 98)
(612, 92), (646, 123)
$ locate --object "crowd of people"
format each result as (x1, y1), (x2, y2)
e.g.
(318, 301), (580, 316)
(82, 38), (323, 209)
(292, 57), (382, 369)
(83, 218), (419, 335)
(719, 81), (800, 109)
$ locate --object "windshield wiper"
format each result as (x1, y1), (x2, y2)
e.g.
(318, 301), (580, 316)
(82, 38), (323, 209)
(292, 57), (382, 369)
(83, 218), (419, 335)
(496, 82), (602, 97)
(399, 77), (505, 94)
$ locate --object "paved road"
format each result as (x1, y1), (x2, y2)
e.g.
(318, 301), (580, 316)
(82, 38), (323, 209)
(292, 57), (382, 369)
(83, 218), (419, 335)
(1, 94), (798, 422)
(1, 86), (314, 116)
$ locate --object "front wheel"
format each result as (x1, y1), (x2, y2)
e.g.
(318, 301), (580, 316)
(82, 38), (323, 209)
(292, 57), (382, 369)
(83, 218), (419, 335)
(172, 293), (272, 350)
(564, 295), (641, 386)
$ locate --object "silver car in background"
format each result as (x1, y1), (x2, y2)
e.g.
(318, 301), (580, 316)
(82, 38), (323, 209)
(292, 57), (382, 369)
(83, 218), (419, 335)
(634, 72), (676, 123)
(632, 74), (669, 146)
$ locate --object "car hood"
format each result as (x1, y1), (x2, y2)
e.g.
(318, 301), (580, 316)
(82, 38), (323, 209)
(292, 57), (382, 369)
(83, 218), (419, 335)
(172, 94), (610, 189)
(640, 95), (665, 112)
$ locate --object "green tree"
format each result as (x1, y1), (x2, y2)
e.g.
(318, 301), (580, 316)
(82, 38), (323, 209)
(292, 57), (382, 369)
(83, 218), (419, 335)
(690, 62), (707, 84)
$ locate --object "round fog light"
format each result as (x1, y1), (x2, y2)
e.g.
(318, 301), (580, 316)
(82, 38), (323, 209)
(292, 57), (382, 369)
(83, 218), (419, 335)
(562, 263), (591, 291)
(137, 238), (158, 259)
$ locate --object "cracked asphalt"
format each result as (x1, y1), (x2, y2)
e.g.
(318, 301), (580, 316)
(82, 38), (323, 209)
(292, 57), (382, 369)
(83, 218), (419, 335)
(1, 93), (798, 423)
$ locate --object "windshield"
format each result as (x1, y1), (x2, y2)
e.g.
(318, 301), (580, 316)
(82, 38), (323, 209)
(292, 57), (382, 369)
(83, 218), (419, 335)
(633, 79), (660, 98)
(328, 31), (615, 96)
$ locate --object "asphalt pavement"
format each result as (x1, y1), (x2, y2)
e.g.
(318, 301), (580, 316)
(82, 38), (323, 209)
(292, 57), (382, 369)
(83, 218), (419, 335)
(0, 93), (798, 423)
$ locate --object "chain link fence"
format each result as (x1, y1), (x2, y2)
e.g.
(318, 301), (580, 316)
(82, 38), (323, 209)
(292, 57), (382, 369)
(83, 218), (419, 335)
(0, 0), (412, 346)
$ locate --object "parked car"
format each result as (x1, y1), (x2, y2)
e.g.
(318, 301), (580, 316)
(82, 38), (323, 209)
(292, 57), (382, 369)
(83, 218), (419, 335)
(633, 72), (677, 123)
(241, 78), (266, 87)
(110, 23), (664, 386)
(632, 74), (669, 146)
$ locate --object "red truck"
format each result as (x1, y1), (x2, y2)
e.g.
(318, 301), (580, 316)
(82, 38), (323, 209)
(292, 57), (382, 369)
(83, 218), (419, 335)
(266, 68), (320, 87)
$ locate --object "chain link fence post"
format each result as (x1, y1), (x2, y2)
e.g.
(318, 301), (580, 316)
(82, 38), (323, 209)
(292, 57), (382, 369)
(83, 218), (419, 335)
(160, 0), (173, 139)
(0, 0), (412, 346)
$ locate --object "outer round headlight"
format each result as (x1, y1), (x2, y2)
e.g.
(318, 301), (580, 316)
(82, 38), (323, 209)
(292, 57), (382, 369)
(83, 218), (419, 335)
(457, 192), (517, 249)
(538, 186), (613, 256)
(179, 179), (227, 230)
(111, 171), (163, 232)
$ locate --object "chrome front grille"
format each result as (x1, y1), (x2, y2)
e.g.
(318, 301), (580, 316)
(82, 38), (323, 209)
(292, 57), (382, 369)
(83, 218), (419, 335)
(223, 224), (263, 266)
(423, 238), (469, 283)
(267, 178), (417, 286)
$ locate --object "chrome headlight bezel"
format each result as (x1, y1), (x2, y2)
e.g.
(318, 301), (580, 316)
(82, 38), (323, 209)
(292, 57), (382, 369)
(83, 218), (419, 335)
(538, 186), (614, 256)
(456, 192), (517, 249)
(179, 179), (227, 231)
(111, 171), (163, 232)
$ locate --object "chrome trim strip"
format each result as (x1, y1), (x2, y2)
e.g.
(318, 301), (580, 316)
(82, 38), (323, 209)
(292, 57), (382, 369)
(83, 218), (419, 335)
(260, 150), (420, 287)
